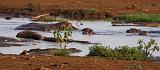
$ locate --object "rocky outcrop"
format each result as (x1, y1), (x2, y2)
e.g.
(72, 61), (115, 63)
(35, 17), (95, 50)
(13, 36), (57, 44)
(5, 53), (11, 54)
(15, 21), (77, 31)
(82, 28), (96, 35)
(126, 28), (141, 33)
(16, 31), (43, 40)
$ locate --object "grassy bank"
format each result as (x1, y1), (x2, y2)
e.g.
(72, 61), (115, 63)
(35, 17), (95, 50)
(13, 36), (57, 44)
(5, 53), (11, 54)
(115, 14), (160, 23)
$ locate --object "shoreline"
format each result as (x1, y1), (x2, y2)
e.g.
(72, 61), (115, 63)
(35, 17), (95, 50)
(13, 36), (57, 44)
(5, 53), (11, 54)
(0, 55), (159, 70)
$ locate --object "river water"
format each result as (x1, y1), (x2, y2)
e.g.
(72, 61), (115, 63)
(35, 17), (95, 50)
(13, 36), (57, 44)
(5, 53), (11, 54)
(0, 18), (160, 56)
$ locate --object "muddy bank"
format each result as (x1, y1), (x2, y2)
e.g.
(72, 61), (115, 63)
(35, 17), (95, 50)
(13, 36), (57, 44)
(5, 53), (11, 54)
(0, 55), (159, 70)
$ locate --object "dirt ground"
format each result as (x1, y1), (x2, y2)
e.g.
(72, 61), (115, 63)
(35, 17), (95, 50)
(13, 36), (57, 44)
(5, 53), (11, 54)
(0, 0), (160, 14)
(0, 55), (159, 70)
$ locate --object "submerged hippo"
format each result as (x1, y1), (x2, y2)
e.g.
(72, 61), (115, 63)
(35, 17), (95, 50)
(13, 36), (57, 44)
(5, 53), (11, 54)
(15, 21), (77, 31)
(126, 28), (141, 33)
(82, 28), (96, 35)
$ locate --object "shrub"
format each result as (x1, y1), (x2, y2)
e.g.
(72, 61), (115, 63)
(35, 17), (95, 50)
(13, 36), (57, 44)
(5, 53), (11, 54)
(52, 49), (70, 56)
(114, 46), (148, 60)
(88, 39), (159, 60)
(52, 23), (73, 56)
(137, 39), (159, 57)
(88, 45), (147, 60)
(88, 45), (114, 58)
(53, 25), (73, 49)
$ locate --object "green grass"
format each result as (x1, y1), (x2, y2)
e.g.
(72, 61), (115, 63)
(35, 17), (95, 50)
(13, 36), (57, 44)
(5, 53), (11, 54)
(116, 14), (160, 23)
(52, 49), (70, 56)
(35, 15), (68, 22)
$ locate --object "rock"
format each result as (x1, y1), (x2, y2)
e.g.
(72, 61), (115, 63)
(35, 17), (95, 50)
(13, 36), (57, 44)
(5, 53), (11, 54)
(138, 31), (149, 36)
(82, 28), (96, 35)
(15, 21), (77, 31)
(20, 50), (29, 55)
(16, 31), (43, 40)
(5, 17), (12, 20)
(126, 28), (141, 33)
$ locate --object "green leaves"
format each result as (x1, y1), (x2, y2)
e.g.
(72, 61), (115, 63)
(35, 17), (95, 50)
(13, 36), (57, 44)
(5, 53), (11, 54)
(53, 25), (73, 49)
(137, 39), (159, 56)
(88, 39), (159, 60)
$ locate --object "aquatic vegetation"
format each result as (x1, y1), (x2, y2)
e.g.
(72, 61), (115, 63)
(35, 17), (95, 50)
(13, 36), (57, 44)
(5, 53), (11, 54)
(115, 14), (160, 23)
(88, 39), (159, 60)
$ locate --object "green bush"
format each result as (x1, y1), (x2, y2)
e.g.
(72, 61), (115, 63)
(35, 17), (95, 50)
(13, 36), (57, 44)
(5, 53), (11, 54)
(88, 45), (114, 57)
(88, 39), (159, 60)
(88, 45), (147, 60)
(114, 46), (148, 60)
(52, 49), (70, 56)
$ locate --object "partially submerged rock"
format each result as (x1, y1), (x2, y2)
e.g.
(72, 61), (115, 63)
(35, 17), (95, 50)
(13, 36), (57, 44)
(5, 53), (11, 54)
(5, 17), (12, 20)
(0, 36), (26, 47)
(16, 31), (43, 40)
(82, 28), (96, 35)
(15, 21), (77, 31)
(20, 48), (81, 55)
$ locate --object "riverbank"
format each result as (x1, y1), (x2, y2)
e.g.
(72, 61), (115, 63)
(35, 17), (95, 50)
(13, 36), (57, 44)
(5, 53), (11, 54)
(0, 0), (160, 20)
(0, 55), (159, 70)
